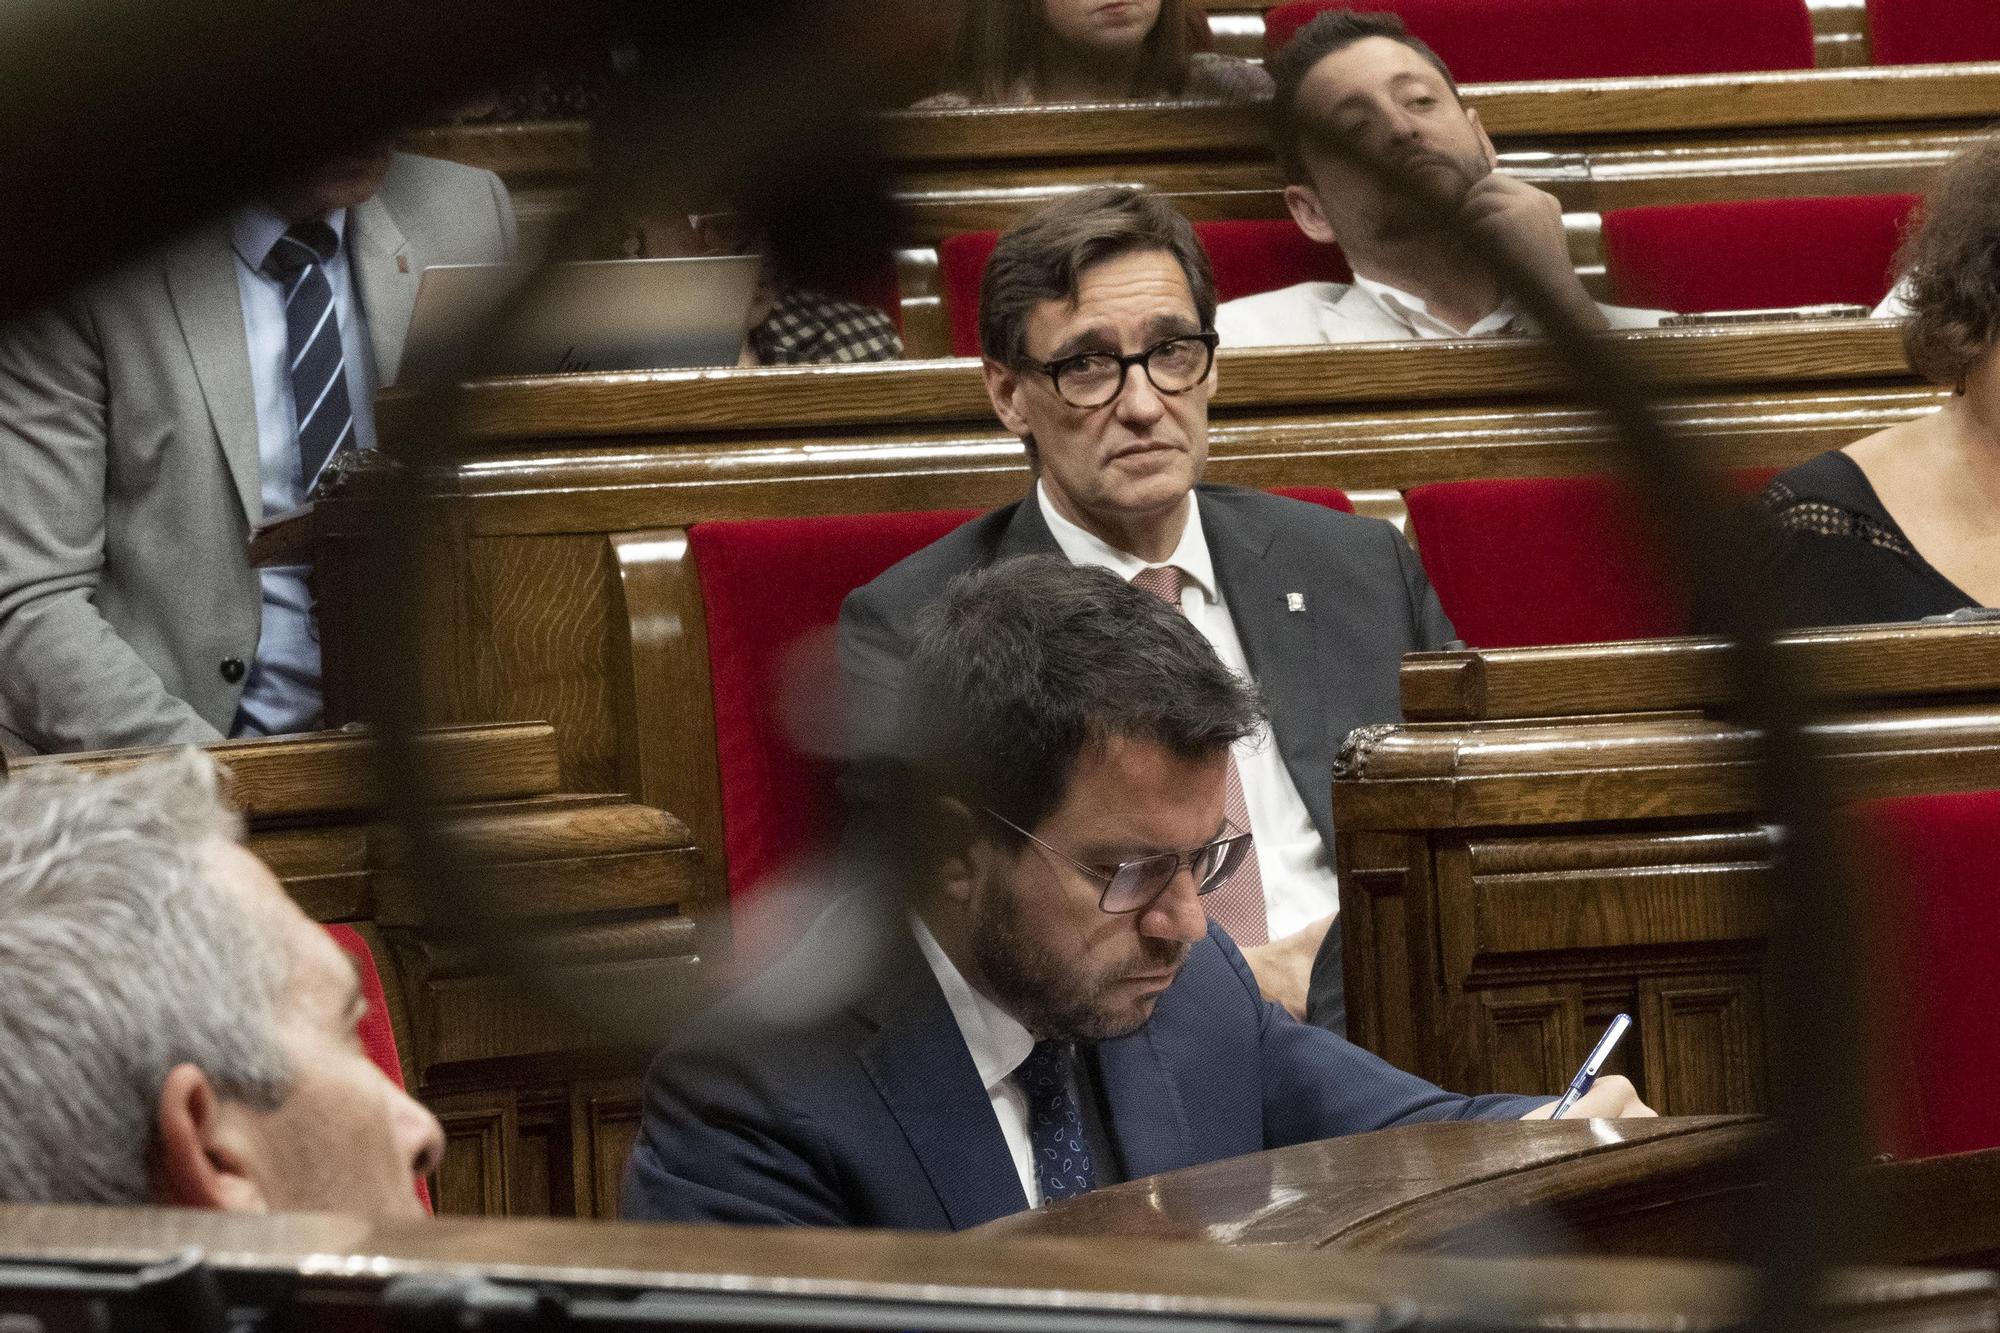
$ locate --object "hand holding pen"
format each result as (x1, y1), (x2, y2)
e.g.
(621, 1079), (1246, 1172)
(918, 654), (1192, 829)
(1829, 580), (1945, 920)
(1525, 1013), (1657, 1120)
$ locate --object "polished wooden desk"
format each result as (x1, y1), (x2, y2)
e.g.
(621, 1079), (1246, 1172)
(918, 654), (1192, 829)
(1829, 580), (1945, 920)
(1332, 623), (2000, 1115)
(0, 1193), (1993, 1333)
(982, 1118), (2000, 1272)
(7, 724), (705, 1221)
(322, 322), (1932, 918)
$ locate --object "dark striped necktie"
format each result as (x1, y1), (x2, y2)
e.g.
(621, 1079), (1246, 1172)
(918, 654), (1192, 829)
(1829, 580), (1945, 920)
(260, 220), (353, 494)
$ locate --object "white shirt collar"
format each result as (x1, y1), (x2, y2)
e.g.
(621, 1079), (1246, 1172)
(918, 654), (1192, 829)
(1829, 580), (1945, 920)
(1351, 272), (1524, 339)
(230, 204), (349, 275)
(1034, 480), (1219, 606)
(910, 915), (1035, 1094)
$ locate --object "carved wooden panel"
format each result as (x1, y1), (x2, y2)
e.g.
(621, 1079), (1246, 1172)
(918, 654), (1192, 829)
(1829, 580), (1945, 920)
(1478, 987), (1586, 1094)
(574, 1078), (645, 1220)
(432, 1091), (513, 1217)
(1640, 976), (1767, 1115)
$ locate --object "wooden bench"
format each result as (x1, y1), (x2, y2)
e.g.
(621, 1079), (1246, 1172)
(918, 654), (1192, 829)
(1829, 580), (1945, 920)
(313, 320), (1935, 948)
(6, 723), (706, 1220)
(1333, 622), (2000, 1117)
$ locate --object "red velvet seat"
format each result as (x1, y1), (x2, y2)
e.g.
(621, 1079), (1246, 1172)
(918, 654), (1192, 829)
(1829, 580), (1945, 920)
(1263, 0), (1813, 80)
(689, 509), (981, 905)
(937, 221), (1352, 358)
(1867, 0), (2000, 66)
(1858, 790), (2000, 1159)
(1404, 473), (1775, 649)
(1602, 194), (1920, 314)
(324, 923), (431, 1212)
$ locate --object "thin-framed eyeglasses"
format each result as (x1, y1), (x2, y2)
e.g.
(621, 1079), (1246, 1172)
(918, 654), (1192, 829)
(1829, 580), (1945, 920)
(982, 806), (1253, 915)
(1023, 331), (1219, 410)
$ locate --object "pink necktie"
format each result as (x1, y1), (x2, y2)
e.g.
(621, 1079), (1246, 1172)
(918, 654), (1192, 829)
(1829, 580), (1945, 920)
(1127, 564), (1269, 947)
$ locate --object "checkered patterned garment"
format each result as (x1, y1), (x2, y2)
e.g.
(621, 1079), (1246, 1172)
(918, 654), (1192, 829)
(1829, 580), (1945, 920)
(752, 286), (903, 365)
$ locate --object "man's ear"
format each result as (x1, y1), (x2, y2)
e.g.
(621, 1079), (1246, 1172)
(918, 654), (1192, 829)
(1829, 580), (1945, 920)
(982, 357), (1034, 438)
(1466, 105), (1499, 171)
(1283, 183), (1339, 246)
(153, 1063), (269, 1213)
(931, 798), (986, 907)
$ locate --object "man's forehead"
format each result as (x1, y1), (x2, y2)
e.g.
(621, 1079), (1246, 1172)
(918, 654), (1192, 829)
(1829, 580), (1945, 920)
(1301, 36), (1452, 107)
(1024, 249), (1200, 346)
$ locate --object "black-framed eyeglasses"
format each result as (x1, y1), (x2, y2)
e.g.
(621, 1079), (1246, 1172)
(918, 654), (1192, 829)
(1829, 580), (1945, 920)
(1023, 332), (1219, 410)
(983, 807), (1253, 915)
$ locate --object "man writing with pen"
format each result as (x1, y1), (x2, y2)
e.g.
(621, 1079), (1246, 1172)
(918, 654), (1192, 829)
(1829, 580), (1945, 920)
(622, 557), (1652, 1230)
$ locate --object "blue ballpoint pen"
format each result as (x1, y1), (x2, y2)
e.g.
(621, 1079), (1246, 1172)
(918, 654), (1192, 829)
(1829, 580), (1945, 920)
(1550, 1013), (1633, 1119)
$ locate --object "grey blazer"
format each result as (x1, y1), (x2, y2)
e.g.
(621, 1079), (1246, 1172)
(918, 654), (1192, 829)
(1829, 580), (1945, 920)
(0, 153), (514, 755)
(836, 484), (1458, 1032)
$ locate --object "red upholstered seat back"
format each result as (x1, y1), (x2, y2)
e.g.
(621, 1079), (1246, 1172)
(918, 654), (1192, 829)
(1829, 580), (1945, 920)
(1406, 476), (1684, 647)
(690, 509), (981, 902)
(1868, 0), (2000, 65)
(937, 222), (1352, 358)
(1858, 790), (2000, 1159)
(1602, 195), (1921, 314)
(1263, 0), (1814, 79)
(1404, 472), (1776, 648)
(323, 923), (430, 1213)
(1270, 485), (1356, 513)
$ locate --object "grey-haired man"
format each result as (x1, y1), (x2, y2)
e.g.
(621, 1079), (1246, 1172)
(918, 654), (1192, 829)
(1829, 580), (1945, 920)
(0, 750), (442, 1214)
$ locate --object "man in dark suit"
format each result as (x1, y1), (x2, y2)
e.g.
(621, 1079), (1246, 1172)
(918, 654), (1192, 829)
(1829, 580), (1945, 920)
(840, 185), (1450, 1030)
(622, 559), (1649, 1230)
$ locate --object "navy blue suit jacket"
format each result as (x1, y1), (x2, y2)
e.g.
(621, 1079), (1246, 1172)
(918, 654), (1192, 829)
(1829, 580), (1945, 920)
(622, 903), (1541, 1230)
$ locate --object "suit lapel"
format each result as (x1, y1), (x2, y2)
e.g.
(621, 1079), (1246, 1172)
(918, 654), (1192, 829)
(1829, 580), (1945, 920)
(1204, 492), (1337, 846)
(164, 227), (260, 527)
(995, 491), (1061, 560)
(349, 195), (415, 384)
(856, 945), (1029, 1229)
(1093, 1026), (1199, 1180)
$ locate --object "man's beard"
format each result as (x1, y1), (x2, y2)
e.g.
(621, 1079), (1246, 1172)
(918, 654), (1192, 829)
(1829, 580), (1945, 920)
(1367, 148), (1488, 241)
(969, 870), (1191, 1041)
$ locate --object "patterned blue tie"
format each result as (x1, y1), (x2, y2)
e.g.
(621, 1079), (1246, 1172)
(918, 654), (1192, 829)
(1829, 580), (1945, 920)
(1015, 1039), (1097, 1204)
(260, 220), (354, 494)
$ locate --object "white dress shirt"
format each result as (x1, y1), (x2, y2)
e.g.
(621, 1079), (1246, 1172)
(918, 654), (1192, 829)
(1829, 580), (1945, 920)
(910, 916), (1042, 1206)
(1215, 277), (1670, 347)
(227, 204), (380, 738)
(1036, 482), (1342, 940)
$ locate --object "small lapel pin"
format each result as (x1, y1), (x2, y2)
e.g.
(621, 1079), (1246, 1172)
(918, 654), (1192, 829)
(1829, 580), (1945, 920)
(396, 255), (410, 274)
(1286, 592), (1307, 613)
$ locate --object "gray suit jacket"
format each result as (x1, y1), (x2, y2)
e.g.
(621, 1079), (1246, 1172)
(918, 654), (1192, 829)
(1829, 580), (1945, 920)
(836, 484), (1457, 1031)
(0, 153), (514, 754)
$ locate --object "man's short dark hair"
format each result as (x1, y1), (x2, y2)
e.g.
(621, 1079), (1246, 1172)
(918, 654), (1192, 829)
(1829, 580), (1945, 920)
(901, 556), (1263, 847)
(978, 187), (1218, 366)
(1269, 9), (1462, 184)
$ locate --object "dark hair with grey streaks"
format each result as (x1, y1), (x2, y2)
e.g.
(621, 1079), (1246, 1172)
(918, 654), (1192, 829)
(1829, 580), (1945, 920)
(1268, 9), (1461, 184)
(978, 186), (1218, 369)
(899, 554), (1263, 854)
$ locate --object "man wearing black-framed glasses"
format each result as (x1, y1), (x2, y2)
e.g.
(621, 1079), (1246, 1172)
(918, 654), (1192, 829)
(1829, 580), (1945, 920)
(839, 185), (1465, 1032)
(625, 557), (1651, 1231)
